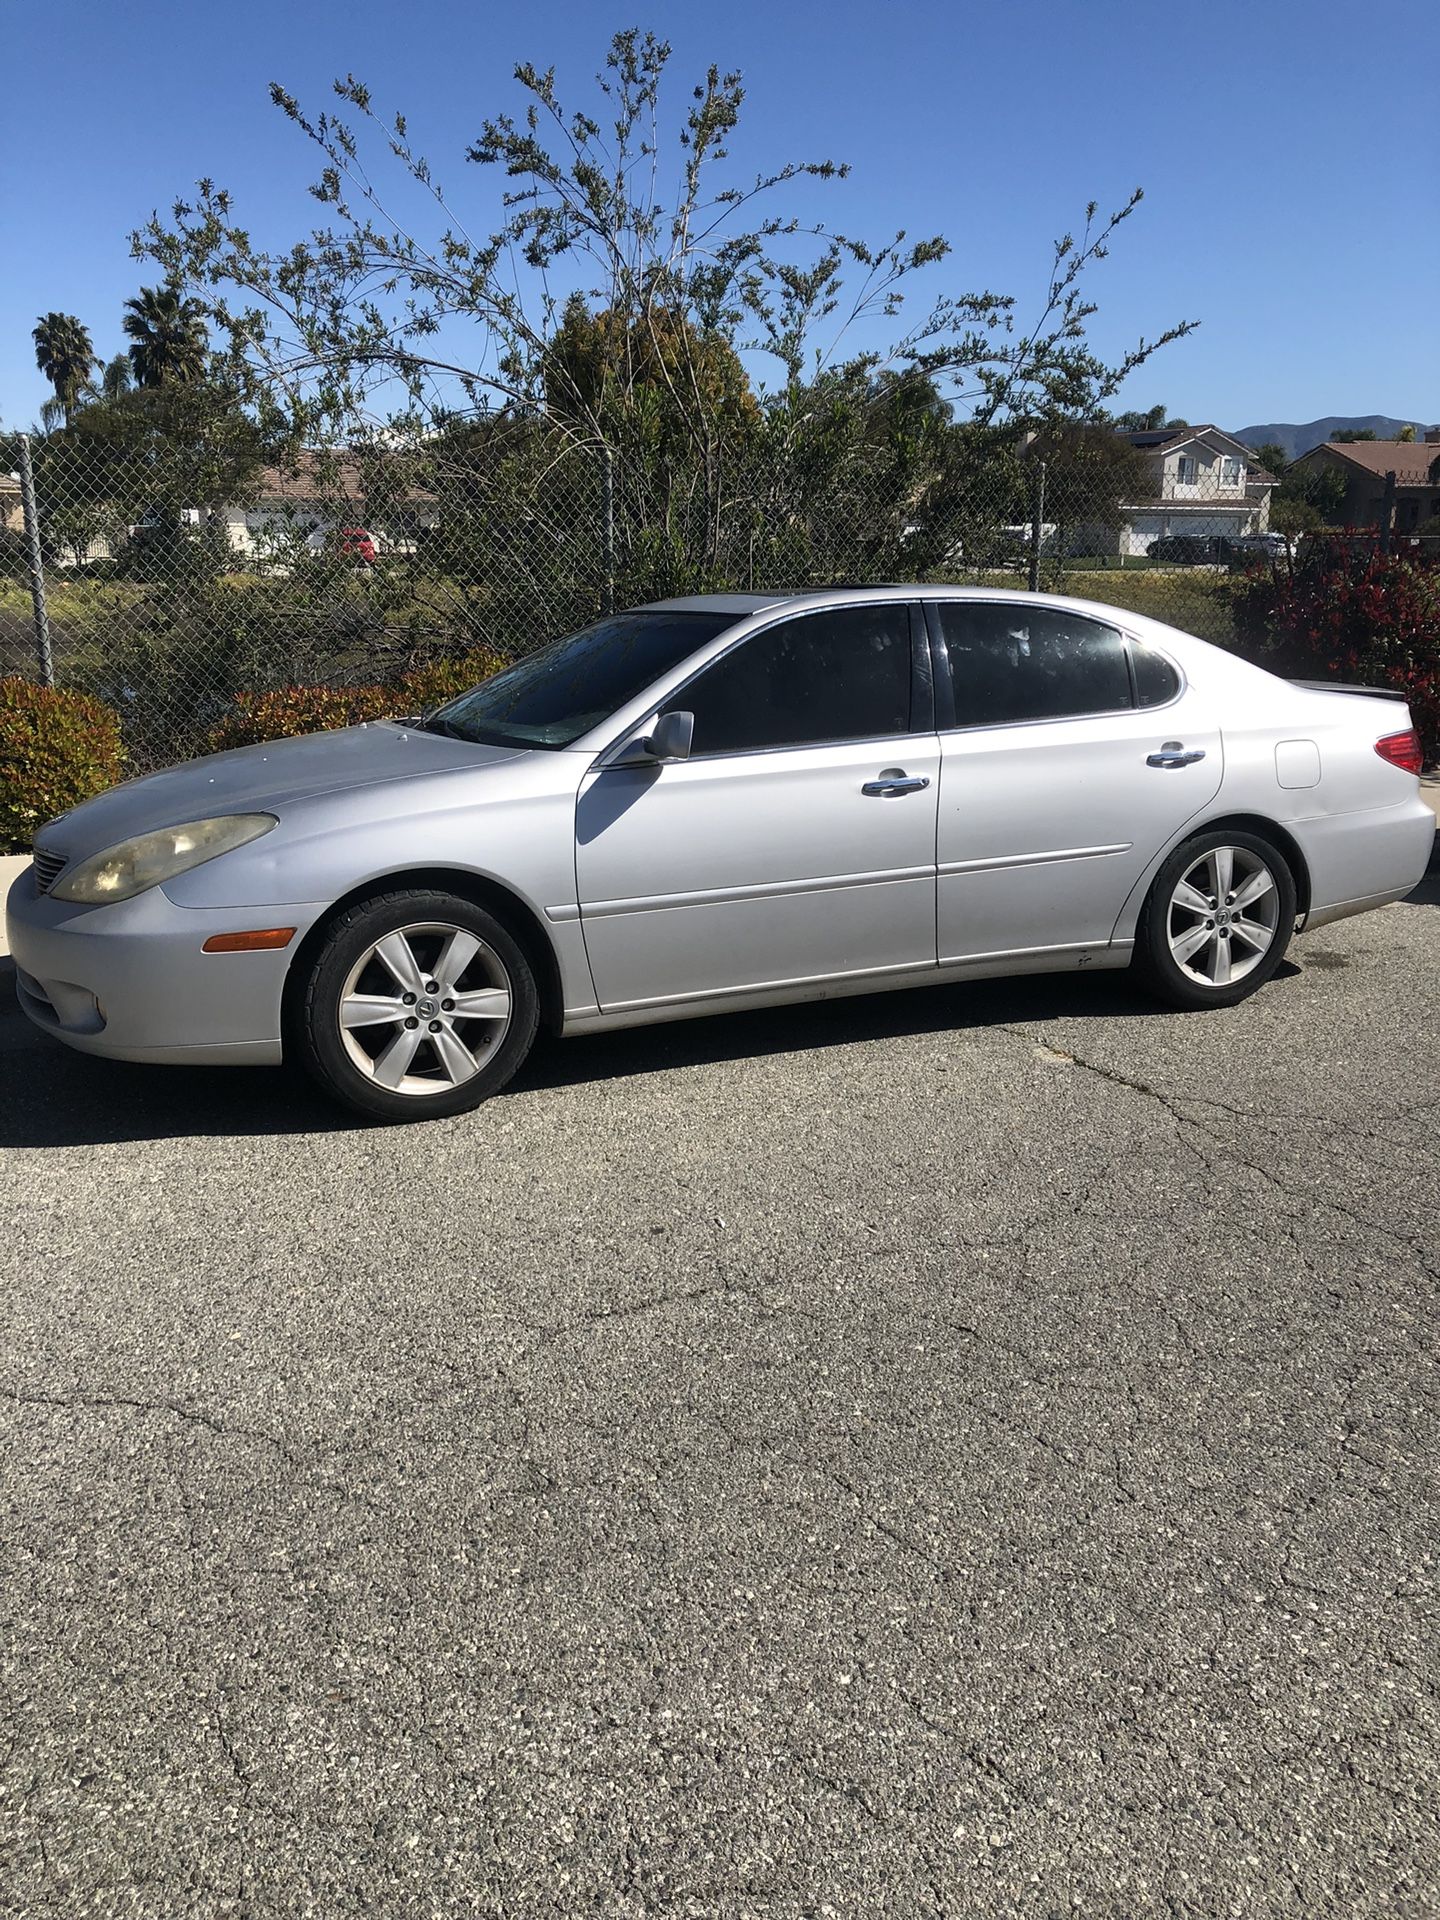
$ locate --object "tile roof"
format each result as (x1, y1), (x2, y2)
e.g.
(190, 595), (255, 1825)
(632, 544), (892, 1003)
(253, 451), (434, 503)
(1306, 440), (1440, 485)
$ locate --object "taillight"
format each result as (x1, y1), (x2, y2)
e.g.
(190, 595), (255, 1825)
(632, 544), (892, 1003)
(1375, 730), (1423, 775)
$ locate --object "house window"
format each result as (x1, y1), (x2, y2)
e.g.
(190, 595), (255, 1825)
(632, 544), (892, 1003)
(1220, 456), (1244, 490)
(1177, 455), (1198, 486)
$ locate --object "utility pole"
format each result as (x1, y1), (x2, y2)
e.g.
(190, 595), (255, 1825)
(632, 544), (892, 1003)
(1379, 470), (1397, 555)
(1028, 460), (1047, 593)
(17, 435), (54, 686)
(601, 444), (616, 615)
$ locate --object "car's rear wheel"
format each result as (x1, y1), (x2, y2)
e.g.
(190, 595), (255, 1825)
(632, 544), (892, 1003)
(297, 890), (540, 1121)
(1134, 829), (1296, 1010)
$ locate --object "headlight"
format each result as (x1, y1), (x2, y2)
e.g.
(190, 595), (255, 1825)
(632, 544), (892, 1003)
(50, 814), (278, 905)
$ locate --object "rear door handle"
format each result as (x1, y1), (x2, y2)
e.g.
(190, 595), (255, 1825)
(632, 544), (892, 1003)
(862, 769), (931, 797)
(1146, 743), (1206, 768)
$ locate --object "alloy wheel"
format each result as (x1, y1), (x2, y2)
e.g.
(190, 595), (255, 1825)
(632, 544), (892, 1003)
(1165, 845), (1281, 988)
(337, 921), (513, 1095)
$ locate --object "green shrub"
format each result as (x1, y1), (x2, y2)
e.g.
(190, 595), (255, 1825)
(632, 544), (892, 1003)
(0, 677), (126, 850)
(205, 648), (508, 753)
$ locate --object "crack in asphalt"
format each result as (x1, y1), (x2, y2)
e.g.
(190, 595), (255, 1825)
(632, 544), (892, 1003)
(994, 1022), (1440, 1285)
(0, 1387), (300, 1465)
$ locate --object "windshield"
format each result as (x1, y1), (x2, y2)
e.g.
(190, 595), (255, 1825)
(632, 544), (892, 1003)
(427, 610), (735, 749)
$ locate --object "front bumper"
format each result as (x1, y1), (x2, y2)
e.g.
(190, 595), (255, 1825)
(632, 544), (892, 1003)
(5, 863), (329, 1065)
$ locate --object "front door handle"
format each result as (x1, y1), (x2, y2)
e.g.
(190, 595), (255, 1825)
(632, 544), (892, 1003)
(1146, 742), (1206, 769)
(862, 769), (931, 797)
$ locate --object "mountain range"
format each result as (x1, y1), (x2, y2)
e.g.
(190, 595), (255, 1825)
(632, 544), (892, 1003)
(1232, 416), (1436, 461)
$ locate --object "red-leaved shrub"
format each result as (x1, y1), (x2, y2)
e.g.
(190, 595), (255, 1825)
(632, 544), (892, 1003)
(1232, 548), (1440, 766)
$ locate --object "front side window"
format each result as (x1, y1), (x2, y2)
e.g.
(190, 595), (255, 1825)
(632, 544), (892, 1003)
(430, 609), (733, 749)
(684, 605), (913, 756)
(1220, 456), (1244, 489)
(935, 603), (1132, 727)
(1177, 455), (1198, 486)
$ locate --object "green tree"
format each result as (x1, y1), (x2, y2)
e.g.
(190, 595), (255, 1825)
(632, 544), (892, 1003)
(1027, 421), (1153, 560)
(1113, 404), (1190, 431)
(1280, 460), (1348, 522)
(1270, 495), (1321, 543)
(1332, 428), (1377, 443)
(1251, 441), (1288, 477)
(137, 31), (1193, 446)
(32, 312), (97, 427)
(123, 286), (209, 388)
(542, 294), (759, 455)
(130, 29), (1196, 630)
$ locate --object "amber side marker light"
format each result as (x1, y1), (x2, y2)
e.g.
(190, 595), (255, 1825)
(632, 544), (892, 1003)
(201, 928), (297, 954)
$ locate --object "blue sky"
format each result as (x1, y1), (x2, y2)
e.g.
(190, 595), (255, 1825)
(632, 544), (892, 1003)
(2, 0), (1435, 433)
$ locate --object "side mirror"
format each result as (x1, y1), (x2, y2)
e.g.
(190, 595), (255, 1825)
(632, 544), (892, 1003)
(645, 709), (694, 762)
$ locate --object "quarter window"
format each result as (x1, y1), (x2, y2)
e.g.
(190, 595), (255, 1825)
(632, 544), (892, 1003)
(1131, 644), (1181, 707)
(935, 603), (1132, 727)
(684, 605), (913, 756)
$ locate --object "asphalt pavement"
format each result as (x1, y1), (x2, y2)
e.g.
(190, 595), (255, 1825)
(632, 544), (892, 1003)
(2, 856), (1438, 1917)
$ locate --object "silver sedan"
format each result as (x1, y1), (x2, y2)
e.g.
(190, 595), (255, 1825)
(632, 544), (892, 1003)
(8, 588), (1433, 1121)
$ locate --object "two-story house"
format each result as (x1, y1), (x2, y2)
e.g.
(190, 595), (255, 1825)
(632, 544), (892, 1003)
(1112, 425), (1275, 558)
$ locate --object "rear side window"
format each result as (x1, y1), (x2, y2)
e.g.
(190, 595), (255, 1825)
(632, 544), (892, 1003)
(1132, 644), (1181, 707)
(935, 602), (1131, 727)
(685, 605), (913, 756)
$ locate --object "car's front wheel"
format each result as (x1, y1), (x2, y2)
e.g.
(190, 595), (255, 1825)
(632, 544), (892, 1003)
(297, 890), (540, 1121)
(1134, 829), (1297, 1010)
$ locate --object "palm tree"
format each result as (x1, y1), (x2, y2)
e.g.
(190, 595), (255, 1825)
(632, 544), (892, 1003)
(123, 286), (208, 388)
(100, 353), (133, 400)
(32, 312), (97, 427)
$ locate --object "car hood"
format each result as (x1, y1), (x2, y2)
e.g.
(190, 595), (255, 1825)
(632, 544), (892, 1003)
(37, 722), (525, 861)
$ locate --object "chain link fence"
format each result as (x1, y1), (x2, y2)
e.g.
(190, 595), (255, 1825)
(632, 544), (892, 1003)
(0, 420), (1379, 773)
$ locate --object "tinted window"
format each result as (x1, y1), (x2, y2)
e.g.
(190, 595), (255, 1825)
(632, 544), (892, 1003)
(430, 610), (733, 748)
(1132, 644), (1181, 707)
(936, 603), (1131, 727)
(685, 605), (913, 756)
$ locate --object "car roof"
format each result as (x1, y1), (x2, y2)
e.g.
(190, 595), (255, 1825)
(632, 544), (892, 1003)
(639, 592), (800, 615)
(636, 583), (1182, 634)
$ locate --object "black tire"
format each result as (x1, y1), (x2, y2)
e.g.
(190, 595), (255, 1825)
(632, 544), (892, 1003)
(296, 889), (540, 1122)
(1133, 828), (1297, 1011)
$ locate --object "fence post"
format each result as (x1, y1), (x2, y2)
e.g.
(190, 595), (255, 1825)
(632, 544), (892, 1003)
(17, 435), (54, 687)
(601, 443), (616, 615)
(1028, 459), (1046, 593)
(1379, 469), (1396, 555)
